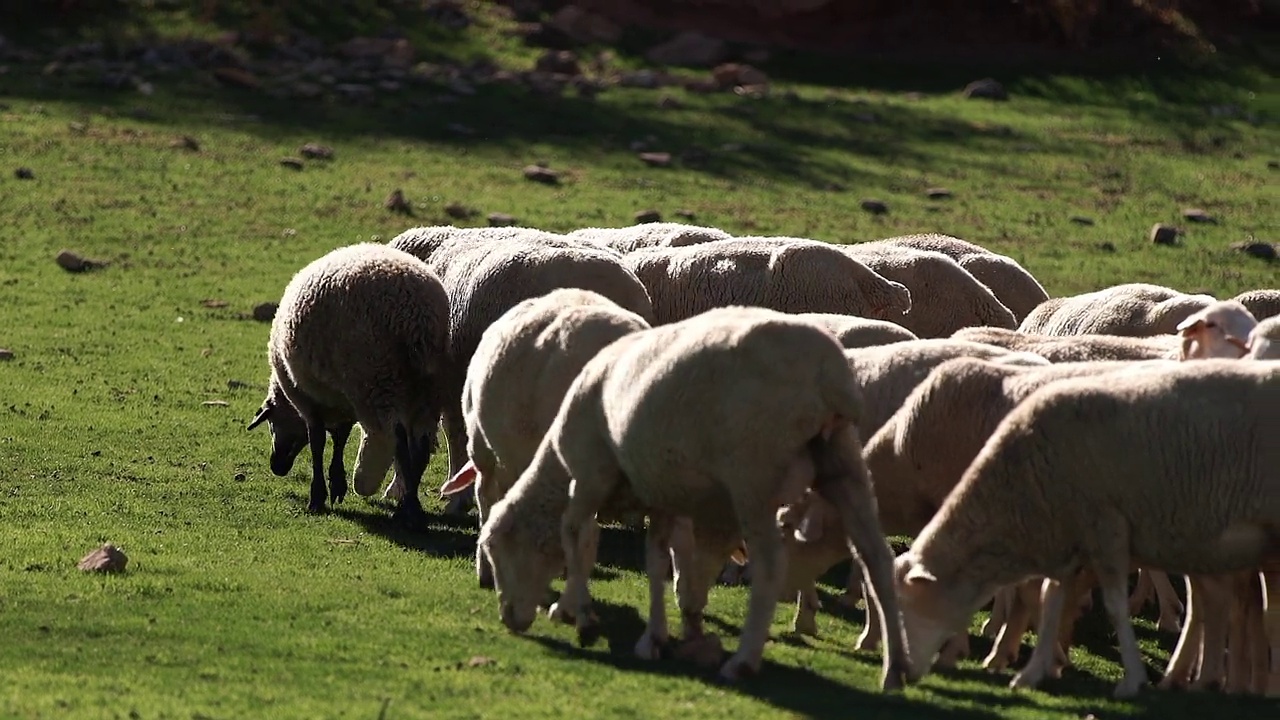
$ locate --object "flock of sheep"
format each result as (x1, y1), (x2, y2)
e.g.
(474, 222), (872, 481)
(244, 221), (1279, 700)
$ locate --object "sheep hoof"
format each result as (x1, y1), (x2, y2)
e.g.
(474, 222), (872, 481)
(792, 617), (819, 638)
(547, 602), (574, 625)
(306, 497), (328, 515)
(634, 631), (669, 660)
(1009, 668), (1045, 691)
(381, 478), (405, 501)
(576, 619), (602, 648)
(718, 653), (759, 683)
(477, 565), (494, 590)
(329, 472), (347, 505)
(881, 662), (909, 693)
(1112, 678), (1147, 699)
(390, 502), (427, 528)
(674, 634), (723, 669)
(836, 591), (862, 610)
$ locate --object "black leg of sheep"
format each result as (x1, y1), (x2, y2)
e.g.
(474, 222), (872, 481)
(304, 419), (329, 514)
(327, 422), (353, 505)
(391, 422), (434, 528)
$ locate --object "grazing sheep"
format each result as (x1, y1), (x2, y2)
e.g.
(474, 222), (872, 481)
(874, 234), (1050, 323)
(1175, 300), (1258, 360)
(436, 288), (650, 588)
(1018, 283), (1216, 337)
(892, 360), (1280, 698)
(1231, 289), (1280, 321)
(1247, 316), (1280, 359)
(378, 234), (655, 513)
(622, 238), (912, 326)
(478, 306), (911, 688)
(389, 225), (604, 263)
(247, 243), (450, 524)
(567, 222), (732, 254)
(793, 313), (917, 348)
(952, 326), (1182, 361)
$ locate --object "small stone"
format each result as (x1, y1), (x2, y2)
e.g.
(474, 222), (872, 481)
(1232, 241), (1277, 261)
(535, 49), (580, 76)
(466, 655), (496, 668)
(15, 167), (34, 180)
(1181, 208), (1216, 223)
(77, 543), (128, 573)
(0, 349), (13, 360)
(925, 188), (952, 200)
(1268, 160), (1279, 170)
(712, 62), (768, 90)
(279, 157), (304, 170)
(1098, 241), (1116, 252)
(252, 302), (278, 322)
(963, 78), (1007, 101)
(213, 66), (260, 90)
(657, 95), (683, 110)
(234, 472), (247, 482)
(1070, 216), (1095, 226)
(618, 69), (661, 89)
(488, 212), (517, 227)
(55, 250), (104, 273)
(444, 202), (476, 220)
(299, 143), (333, 160)
(1150, 224), (1180, 246)
(638, 152), (672, 167)
(634, 209), (662, 224)
(385, 189), (413, 215)
(860, 199), (888, 215)
(200, 299), (229, 308)
(675, 209), (696, 220)
(227, 379), (250, 390)
(171, 135), (200, 151)
(523, 165), (560, 185)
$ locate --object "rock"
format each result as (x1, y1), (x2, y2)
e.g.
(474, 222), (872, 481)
(55, 250), (104, 273)
(618, 69), (663, 89)
(570, 76), (604, 99)
(1268, 160), (1279, 170)
(646, 31), (728, 68)
(925, 188), (952, 199)
(234, 472), (247, 482)
(963, 78), (1007, 101)
(523, 164), (560, 185)
(170, 135), (200, 151)
(14, 167), (34, 179)
(638, 152), (672, 167)
(77, 543), (128, 573)
(444, 202), (477, 220)
(1181, 208), (1216, 224)
(658, 95), (683, 109)
(0, 349), (13, 360)
(535, 50), (580, 76)
(1232, 241), (1277, 261)
(213, 67), (260, 90)
(635, 209), (662, 224)
(338, 37), (415, 68)
(734, 84), (769, 99)
(488, 212), (517, 227)
(252, 302), (278, 322)
(712, 63), (768, 89)
(513, 22), (574, 50)
(675, 209), (696, 220)
(1098, 241), (1116, 252)
(1150, 223), (1180, 246)
(201, 299), (229, 308)
(1070, 216), (1095, 226)
(299, 143), (333, 160)
(549, 5), (622, 44)
(860, 199), (888, 215)
(385, 189), (413, 215)
(424, 0), (471, 30)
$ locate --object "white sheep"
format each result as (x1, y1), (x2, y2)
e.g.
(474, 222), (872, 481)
(874, 233), (1050, 322)
(477, 306), (911, 688)
(567, 222), (731, 254)
(435, 288), (651, 588)
(793, 313), (917, 348)
(841, 242), (1019, 336)
(892, 360), (1280, 698)
(246, 243), (450, 524)
(1018, 283), (1216, 337)
(376, 233), (655, 513)
(1231, 289), (1280, 321)
(1247, 316), (1280, 359)
(622, 237), (912, 325)
(1174, 299), (1259, 360)
(389, 224), (606, 262)
(951, 326), (1182, 361)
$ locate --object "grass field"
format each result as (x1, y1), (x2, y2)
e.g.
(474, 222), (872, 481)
(1, 3), (1278, 719)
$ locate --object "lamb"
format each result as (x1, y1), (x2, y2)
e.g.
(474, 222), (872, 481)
(1231, 289), (1280, 321)
(793, 313), (917, 348)
(567, 222), (731, 254)
(621, 238), (912, 326)
(873, 234), (1050, 323)
(1247, 316), (1280, 359)
(951, 326), (1182, 361)
(1017, 283), (1216, 336)
(477, 306), (911, 688)
(1174, 299), (1258, 359)
(375, 234), (655, 513)
(435, 288), (651, 588)
(246, 243), (450, 524)
(892, 360), (1280, 698)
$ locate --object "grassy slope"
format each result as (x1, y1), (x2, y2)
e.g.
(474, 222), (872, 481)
(1, 4), (1278, 719)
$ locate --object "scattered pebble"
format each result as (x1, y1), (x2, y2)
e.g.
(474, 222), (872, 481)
(299, 143), (333, 160)
(638, 152), (672, 167)
(1097, 241), (1116, 252)
(522, 164), (559, 185)
(1181, 208), (1216, 223)
(0, 348), (14, 360)
(234, 472), (247, 482)
(226, 379), (250, 390)
(925, 188), (952, 200)
(675, 209), (696, 220)
(1232, 241), (1276, 261)
(860, 199), (888, 215)
(77, 543), (128, 573)
(200, 299), (229, 308)
(634, 209), (662, 224)
(201, 400), (229, 407)
(55, 249), (104, 273)
(252, 302), (278, 322)
(465, 656), (496, 668)
(385, 189), (412, 215)
(15, 167), (34, 179)
(657, 96), (683, 110)
(444, 202), (477, 220)
(279, 157), (304, 170)
(1268, 160), (1279, 170)
(963, 78), (1008, 101)
(488, 212), (517, 227)
(171, 135), (200, 151)
(1150, 224), (1179, 246)
(1070, 216), (1095, 226)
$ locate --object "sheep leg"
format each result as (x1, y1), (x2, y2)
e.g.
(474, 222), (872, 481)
(718, 510), (785, 683)
(793, 586), (822, 638)
(855, 579), (881, 650)
(672, 525), (729, 668)
(304, 418), (329, 513)
(985, 581), (1036, 672)
(1245, 572), (1268, 695)
(1151, 570), (1185, 634)
(441, 385), (474, 517)
(635, 512), (678, 660)
(326, 422), (353, 504)
(1129, 568), (1155, 615)
(1189, 574), (1231, 691)
(937, 632), (971, 668)
(389, 422), (428, 527)
(982, 585), (1014, 638)
(1097, 567), (1151, 699)
(1159, 574), (1204, 689)
(1225, 570), (1255, 694)
(1010, 574), (1073, 691)
(837, 565), (865, 609)
(473, 472), (497, 589)
(1053, 568), (1096, 676)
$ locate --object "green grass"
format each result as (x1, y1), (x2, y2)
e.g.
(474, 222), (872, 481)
(1, 3), (1279, 719)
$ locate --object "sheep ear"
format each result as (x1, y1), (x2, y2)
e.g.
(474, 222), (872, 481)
(795, 504), (825, 543)
(729, 544), (748, 565)
(904, 564), (938, 585)
(246, 403), (273, 431)
(439, 460), (478, 497)
(1175, 317), (1203, 335)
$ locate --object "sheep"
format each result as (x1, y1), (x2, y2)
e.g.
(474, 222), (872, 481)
(377, 234), (655, 514)
(388, 224), (606, 263)
(1231, 289), (1280, 321)
(1247, 316), (1280, 359)
(892, 360), (1280, 698)
(621, 238), (912, 326)
(1018, 283), (1216, 337)
(1174, 300), (1258, 360)
(477, 306), (911, 688)
(951, 326), (1182, 361)
(839, 242), (1019, 337)
(246, 243), (450, 524)
(875, 234), (1050, 323)
(567, 222), (731, 254)
(434, 288), (651, 589)
(793, 313), (918, 348)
